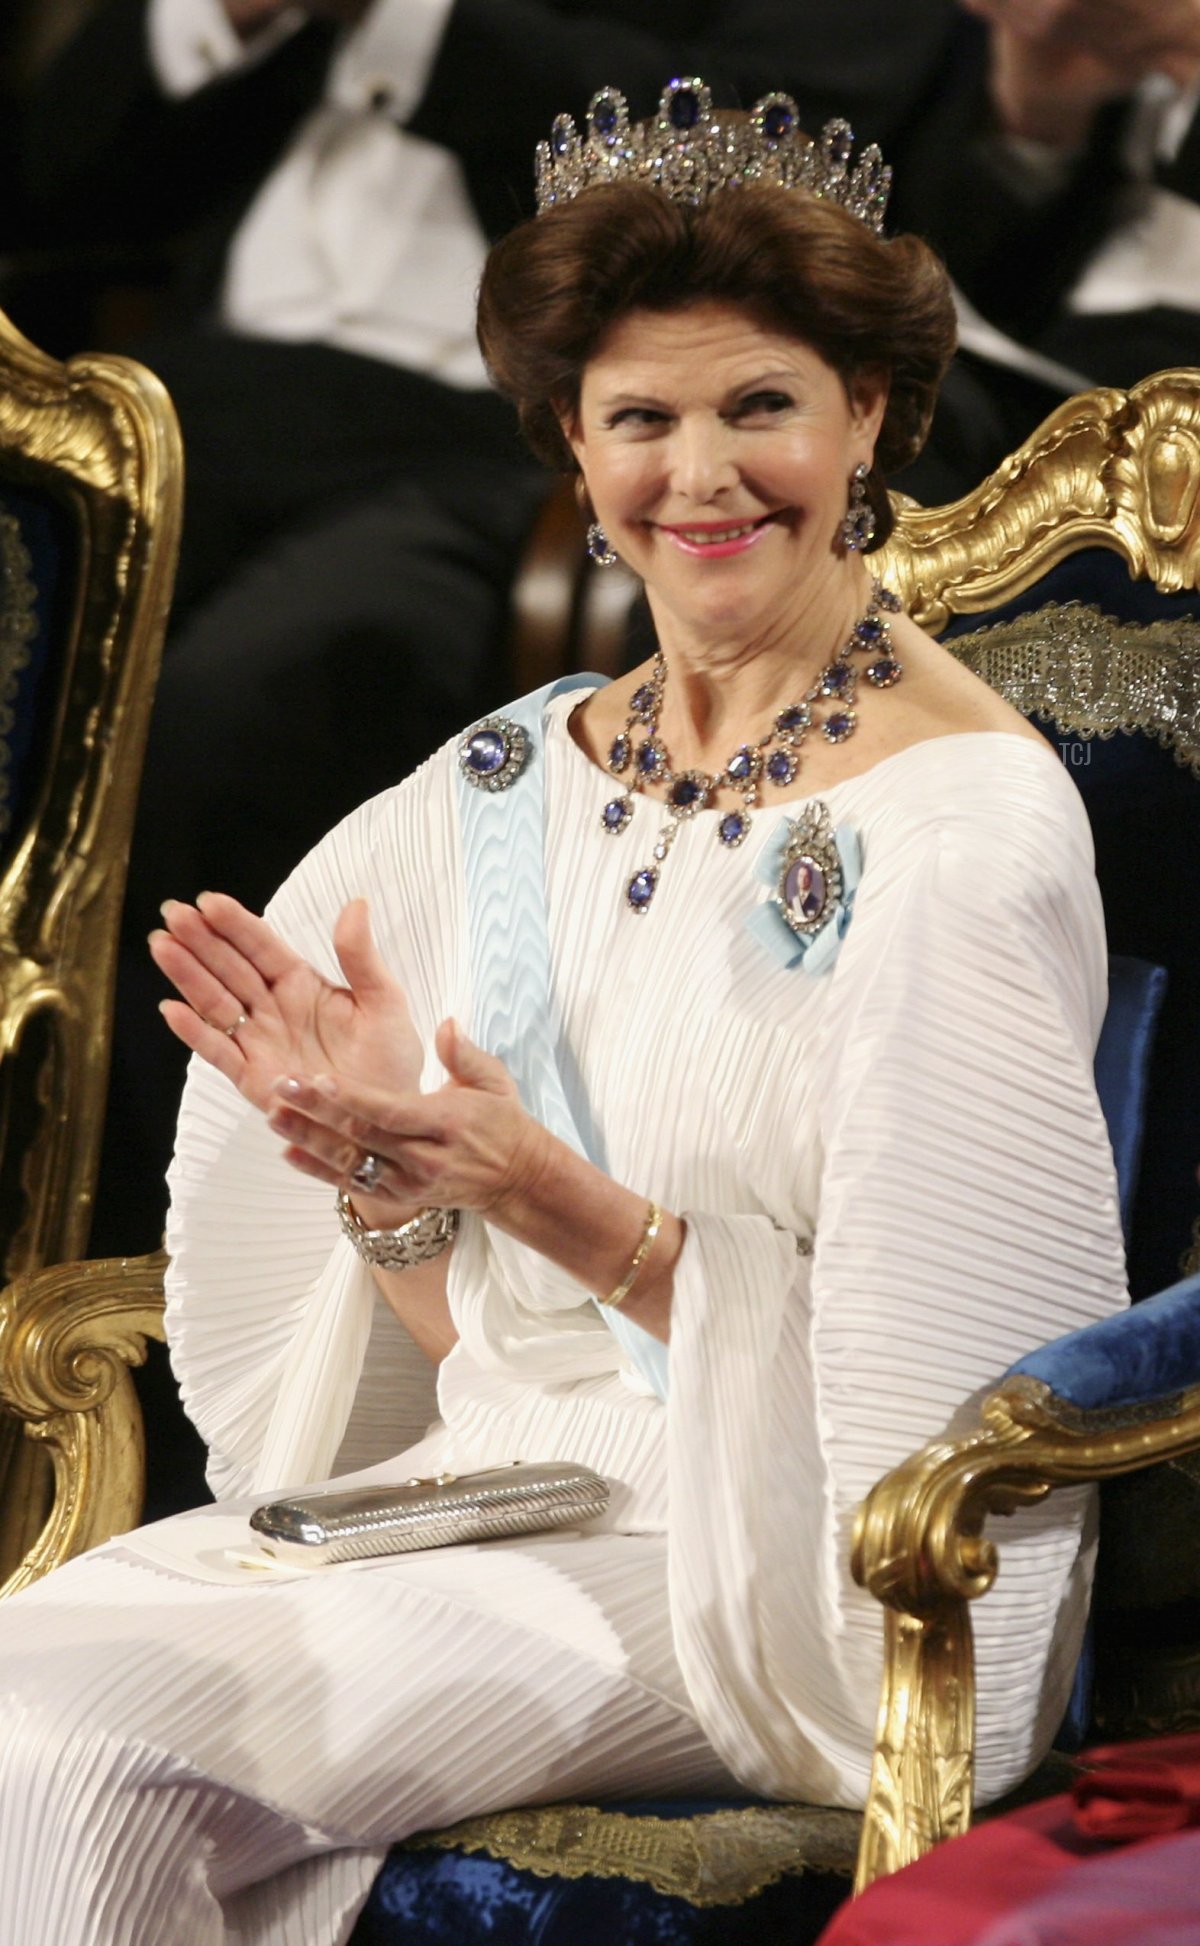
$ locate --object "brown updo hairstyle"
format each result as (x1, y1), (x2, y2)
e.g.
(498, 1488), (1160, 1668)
(477, 178), (957, 550)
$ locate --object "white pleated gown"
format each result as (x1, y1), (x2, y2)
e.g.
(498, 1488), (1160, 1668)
(0, 697), (1128, 1945)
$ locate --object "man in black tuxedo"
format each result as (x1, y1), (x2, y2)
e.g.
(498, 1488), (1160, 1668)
(889, 0), (1200, 497)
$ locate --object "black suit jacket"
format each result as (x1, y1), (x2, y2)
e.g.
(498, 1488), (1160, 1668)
(890, 12), (1200, 382)
(5, 0), (962, 322)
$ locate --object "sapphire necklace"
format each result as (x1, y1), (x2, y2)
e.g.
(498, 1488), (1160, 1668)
(602, 578), (902, 914)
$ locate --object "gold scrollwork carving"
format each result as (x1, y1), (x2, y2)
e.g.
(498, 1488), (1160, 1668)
(1111, 373), (1200, 590)
(1143, 425), (1200, 546)
(0, 1251), (166, 1597)
(880, 369), (1200, 625)
(852, 1372), (1200, 1890)
(0, 305), (182, 1286)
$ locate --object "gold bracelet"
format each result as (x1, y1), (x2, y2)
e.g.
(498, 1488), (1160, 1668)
(600, 1201), (663, 1310)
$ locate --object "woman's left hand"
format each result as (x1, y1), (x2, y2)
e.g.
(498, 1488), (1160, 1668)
(266, 1018), (552, 1218)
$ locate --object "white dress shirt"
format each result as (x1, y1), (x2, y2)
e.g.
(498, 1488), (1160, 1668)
(149, 0), (490, 386)
(1070, 76), (1200, 318)
(955, 74), (1200, 388)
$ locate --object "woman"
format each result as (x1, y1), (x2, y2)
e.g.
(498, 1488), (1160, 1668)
(0, 85), (1126, 1944)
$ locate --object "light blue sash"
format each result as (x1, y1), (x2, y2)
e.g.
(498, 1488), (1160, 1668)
(455, 676), (669, 1400)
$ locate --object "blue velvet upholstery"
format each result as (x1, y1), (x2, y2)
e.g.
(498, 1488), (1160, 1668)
(358, 1848), (845, 1944)
(0, 485), (77, 863)
(1094, 957), (1168, 1240)
(1009, 1270), (1200, 1411)
(356, 1801), (849, 1945)
(938, 544), (1200, 638)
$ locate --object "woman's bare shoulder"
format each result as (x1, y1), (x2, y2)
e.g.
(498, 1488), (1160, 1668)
(893, 623), (1044, 745)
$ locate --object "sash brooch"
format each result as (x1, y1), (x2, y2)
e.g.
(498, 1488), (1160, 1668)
(746, 802), (862, 975)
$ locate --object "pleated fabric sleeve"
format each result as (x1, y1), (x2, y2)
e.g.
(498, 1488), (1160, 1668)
(164, 755), (466, 1498)
(664, 752), (1128, 1807)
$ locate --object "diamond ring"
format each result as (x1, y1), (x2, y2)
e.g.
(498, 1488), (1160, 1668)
(350, 1151), (386, 1195)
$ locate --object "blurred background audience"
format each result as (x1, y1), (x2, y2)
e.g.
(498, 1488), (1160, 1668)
(901, 0), (1200, 496)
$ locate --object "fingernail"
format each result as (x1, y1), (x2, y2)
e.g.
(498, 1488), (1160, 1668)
(159, 901), (176, 920)
(273, 1076), (304, 1098)
(313, 1074), (338, 1097)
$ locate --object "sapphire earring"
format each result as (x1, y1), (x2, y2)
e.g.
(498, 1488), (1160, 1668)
(586, 521), (618, 567)
(840, 463), (876, 553)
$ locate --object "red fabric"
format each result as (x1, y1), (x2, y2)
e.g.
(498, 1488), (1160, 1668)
(816, 1733), (1200, 1946)
(816, 1794), (1092, 1946)
(1073, 1732), (1200, 1840)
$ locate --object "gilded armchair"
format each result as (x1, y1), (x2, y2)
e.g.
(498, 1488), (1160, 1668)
(0, 304), (181, 1581)
(1, 369), (1199, 1941)
(849, 366), (1200, 1892)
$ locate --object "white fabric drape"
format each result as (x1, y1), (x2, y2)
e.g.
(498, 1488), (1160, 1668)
(0, 698), (1128, 1942)
(165, 701), (1125, 1804)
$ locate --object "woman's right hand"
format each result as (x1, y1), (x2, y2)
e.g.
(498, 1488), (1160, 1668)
(150, 892), (424, 1125)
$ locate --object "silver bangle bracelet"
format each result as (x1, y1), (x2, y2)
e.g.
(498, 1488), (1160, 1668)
(336, 1190), (460, 1271)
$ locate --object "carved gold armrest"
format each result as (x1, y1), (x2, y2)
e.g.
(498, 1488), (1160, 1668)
(0, 1250), (167, 1597)
(851, 1371), (1200, 1892)
(880, 368), (1200, 625)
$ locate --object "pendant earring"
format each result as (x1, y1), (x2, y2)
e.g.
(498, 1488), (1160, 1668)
(586, 521), (619, 567)
(840, 463), (876, 553)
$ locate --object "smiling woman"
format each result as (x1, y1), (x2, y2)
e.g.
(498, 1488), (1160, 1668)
(477, 172), (1032, 898)
(566, 308), (886, 644)
(0, 83), (1130, 1946)
(478, 175), (954, 554)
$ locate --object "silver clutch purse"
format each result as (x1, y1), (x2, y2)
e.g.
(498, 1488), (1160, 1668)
(248, 1462), (610, 1566)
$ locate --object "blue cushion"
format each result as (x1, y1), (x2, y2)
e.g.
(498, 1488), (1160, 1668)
(356, 1848), (846, 1944)
(1008, 1269), (1200, 1411)
(354, 1800), (849, 1945)
(1094, 957), (1168, 1240)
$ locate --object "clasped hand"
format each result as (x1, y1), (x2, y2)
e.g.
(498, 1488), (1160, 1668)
(962, 0), (1200, 147)
(150, 893), (546, 1230)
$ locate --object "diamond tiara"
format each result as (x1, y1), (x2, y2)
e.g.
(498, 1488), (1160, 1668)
(534, 77), (892, 233)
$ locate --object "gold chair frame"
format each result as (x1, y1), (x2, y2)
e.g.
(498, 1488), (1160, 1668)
(1, 368), (1198, 1897)
(0, 307), (182, 1578)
